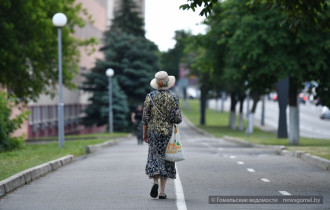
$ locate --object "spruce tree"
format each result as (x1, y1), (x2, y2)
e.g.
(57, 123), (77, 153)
(111, 0), (145, 37)
(82, 0), (159, 130)
(102, 0), (159, 107)
(82, 61), (129, 131)
(102, 32), (159, 107)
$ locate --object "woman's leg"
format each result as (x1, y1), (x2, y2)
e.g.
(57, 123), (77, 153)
(153, 175), (159, 185)
(159, 177), (167, 194)
(150, 175), (160, 198)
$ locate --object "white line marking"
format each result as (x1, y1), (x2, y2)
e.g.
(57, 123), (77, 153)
(174, 166), (187, 210)
(229, 155), (236, 159)
(260, 178), (271, 182)
(202, 143), (209, 147)
(247, 168), (255, 172)
(279, 191), (291, 195)
(218, 148), (223, 150)
(237, 161), (244, 165)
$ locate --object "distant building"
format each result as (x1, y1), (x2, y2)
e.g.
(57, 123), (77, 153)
(14, 0), (145, 139)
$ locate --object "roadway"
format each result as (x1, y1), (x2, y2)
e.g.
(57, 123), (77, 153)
(1, 120), (329, 209)
(209, 99), (330, 139)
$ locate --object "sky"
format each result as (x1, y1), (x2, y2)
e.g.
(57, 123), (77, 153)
(145, 0), (207, 52)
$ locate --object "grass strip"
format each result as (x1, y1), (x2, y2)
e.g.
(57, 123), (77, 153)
(26, 132), (128, 141)
(182, 99), (330, 160)
(0, 132), (128, 181)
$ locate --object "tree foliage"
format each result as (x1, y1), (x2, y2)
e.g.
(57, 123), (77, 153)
(102, 32), (159, 107)
(180, 0), (218, 17)
(250, 0), (330, 31)
(180, 0), (330, 31)
(160, 30), (192, 79)
(82, 0), (159, 130)
(0, 0), (96, 101)
(0, 92), (29, 152)
(186, 0), (330, 139)
(82, 71), (129, 130)
(195, 0), (330, 107)
(111, 0), (145, 37)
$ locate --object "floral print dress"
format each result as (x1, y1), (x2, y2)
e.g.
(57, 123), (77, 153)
(142, 90), (182, 179)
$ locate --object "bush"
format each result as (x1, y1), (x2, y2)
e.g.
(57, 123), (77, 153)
(0, 91), (29, 152)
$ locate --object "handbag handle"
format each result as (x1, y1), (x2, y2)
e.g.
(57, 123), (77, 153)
(148, 94), (163, 115)
(148, 94), (168, 121)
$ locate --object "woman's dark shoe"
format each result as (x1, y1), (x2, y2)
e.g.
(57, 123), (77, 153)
(150, 184), (159, 198)
(158, 192), (167, 199)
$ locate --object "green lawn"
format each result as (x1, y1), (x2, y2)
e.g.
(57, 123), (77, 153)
(0, 132), (128, 181)
(182, 99), (330, 160)
(26, 132), (128, 141)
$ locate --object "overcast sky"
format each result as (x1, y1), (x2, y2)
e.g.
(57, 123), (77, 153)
(145, 0), (207, 52)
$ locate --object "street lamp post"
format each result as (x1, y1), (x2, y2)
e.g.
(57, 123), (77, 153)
(106, 68), (114, 134)
(52, 13), (67, 148)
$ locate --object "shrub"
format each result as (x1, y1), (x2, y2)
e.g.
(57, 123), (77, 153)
(0, 91), (29, 152)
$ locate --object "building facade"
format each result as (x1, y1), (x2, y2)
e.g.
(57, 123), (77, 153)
(19, 0), (145, 139)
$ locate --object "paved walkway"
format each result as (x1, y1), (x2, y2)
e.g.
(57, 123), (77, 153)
(0, 120), (329, 209)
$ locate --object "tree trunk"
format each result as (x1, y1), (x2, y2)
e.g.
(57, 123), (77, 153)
(200, 89), (206, 125)
(260, 95), (265, 126)
(246, 94), (259, 134)
(246, 113), (255, 135)
(229, 93), (237, 130)
(221, 91), (225, 112)
(276, 77), (289, 138)
(215, 97), (219, 112)
(238, 94), (245, 131)
(288, 77), (299, 145)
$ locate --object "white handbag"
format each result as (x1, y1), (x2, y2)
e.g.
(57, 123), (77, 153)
(165, 124), (185, 162)
(149, 94), (185, 162)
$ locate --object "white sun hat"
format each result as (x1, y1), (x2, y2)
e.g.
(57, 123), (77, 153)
(150, 71), (176, 90)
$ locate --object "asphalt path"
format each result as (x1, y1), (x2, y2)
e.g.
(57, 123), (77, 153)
(209, 99), (330, 139)
(1, 120), (329, 209)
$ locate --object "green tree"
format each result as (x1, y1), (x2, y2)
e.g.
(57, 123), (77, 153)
(82, 0), (159, 130)
(104, 0), (159, 108)
(0, 0), (96, 101)
(201, 0), (330, 143)
(82, 70), (129, 131)
(111, 0), (145, 37)
(102, 33), (159, 107)
(180, 0), (330, 30)
(183, 33), (224, 126)
(213, 0), (284, 133)
(160, 30), (192, 78)
(249, 0), (330, 31)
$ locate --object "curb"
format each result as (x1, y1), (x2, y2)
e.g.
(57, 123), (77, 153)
(278, 149), (330, 170)
(183, 114), (329, 171)
(0, 155), (73, 198)
(85, 139), (121, 154)
(182, 115), (215, 138)
(223, 136), (329, 171)
(0, 138), (123, 198)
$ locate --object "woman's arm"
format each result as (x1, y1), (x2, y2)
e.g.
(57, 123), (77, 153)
(142, 94), (151, 143)
(131, 112), (136, 123)
(143, 125), (148, 143)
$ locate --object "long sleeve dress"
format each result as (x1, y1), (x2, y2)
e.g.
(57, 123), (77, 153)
(142, 90), (182, 179)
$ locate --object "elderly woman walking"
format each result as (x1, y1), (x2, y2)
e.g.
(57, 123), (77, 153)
(142, 71), (182, 199)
